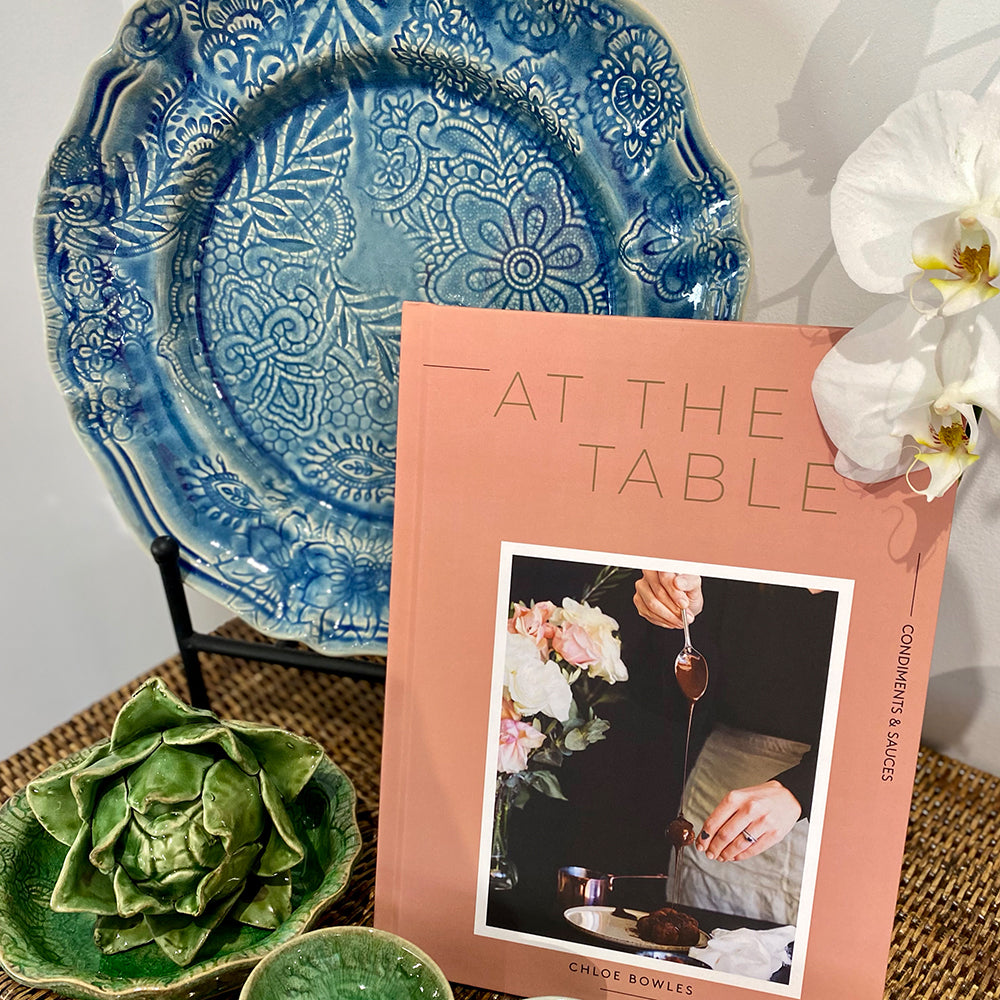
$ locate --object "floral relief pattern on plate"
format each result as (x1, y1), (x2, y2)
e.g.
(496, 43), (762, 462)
(37, 0), (750, 654)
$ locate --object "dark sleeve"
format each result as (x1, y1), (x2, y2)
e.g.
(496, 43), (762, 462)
(706, 583), (837, 821)
(774, 745), (817, 820)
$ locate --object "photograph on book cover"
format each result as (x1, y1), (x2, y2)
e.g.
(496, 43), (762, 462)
(476, 541), (852, 997)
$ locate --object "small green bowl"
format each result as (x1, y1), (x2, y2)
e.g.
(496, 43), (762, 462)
(238, 927), (454, 1000)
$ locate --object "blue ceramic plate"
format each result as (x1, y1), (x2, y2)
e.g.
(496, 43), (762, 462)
(37, 0), (750, 654)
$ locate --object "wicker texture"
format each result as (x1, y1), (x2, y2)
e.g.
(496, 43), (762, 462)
(1, 619), (996, 999)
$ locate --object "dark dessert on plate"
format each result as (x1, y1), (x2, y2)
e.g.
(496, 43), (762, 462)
(635, 906), (701, 946)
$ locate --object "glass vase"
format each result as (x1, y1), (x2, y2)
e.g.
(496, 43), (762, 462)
(489, 780), (518, 891)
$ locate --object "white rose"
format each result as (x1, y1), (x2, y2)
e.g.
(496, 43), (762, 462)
(554, 598), (628, 684)
(504, 632), (573, 722)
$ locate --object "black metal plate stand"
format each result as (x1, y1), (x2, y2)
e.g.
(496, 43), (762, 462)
(151, 536), (387, 710)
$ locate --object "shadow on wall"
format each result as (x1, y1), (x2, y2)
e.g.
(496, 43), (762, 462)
(921, 438), (1000, 764)
(923, 562), (984, 752)
(923, 668), (992, 763)
(755, 0), (937, 196)
(746, 0), (1000, 321)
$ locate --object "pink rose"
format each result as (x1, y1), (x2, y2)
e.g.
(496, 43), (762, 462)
(552, 599), (628, 683)
(552, 622), (600, 667)
(509, 600), (557, 654)
(498, 718), (546, 773)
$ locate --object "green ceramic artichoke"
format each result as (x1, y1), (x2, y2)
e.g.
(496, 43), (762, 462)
(25, 679), (325, 967)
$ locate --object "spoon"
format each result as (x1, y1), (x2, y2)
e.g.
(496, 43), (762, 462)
(674, 608), (709, 704)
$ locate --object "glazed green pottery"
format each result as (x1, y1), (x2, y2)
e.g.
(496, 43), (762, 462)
(0, 681), (362, 1000)
(238, 927), (454, 1000)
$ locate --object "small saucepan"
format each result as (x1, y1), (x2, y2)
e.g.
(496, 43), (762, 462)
(556, 866), (669, 908)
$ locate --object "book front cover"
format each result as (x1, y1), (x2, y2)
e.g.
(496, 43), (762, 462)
(376, 302), (954, 1000)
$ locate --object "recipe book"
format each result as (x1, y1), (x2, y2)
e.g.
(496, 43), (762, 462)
(375, 301), (955, 1000)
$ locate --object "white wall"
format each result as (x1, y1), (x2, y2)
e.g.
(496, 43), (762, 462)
(0, 1), (229, 759)
(2, 2), (998, 769)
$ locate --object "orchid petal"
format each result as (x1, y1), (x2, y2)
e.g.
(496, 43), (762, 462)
(929, 275), (1000, 315)
(915, 215), (1000, 314)
(892, 402), (941, 446)
(906, 446), (979, 501)
(963, 95), (1000, 199)
(911, 212), (963, 274)
(934, 306), (1000, 420)
(976, 214), (1000, 279)
(833, 449), (908, 484)
(831, 91), (982, 294)
(812, 300), (941, 473)
(953, 403), (983, 453)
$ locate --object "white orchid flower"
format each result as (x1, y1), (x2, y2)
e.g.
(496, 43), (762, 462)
(831, 91), (1000, 316)
(904, 405), (981, 501)
(811, 299), (1000, 500)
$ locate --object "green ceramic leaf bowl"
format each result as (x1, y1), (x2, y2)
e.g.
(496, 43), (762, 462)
(0, 745), (362, 1000)
(238, 927), (454, 1000)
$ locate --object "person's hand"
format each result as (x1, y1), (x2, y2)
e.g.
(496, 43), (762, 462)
(633, 571), (703, 629)
(695, 781), (802, 861)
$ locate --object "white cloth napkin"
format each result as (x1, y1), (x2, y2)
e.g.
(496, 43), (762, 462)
(688, 925), (795, 980)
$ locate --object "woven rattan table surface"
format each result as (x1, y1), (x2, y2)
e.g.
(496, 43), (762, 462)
(1, 619), (997, 1000)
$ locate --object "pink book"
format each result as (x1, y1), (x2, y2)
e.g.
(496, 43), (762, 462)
(376, 301), (954, 1000)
